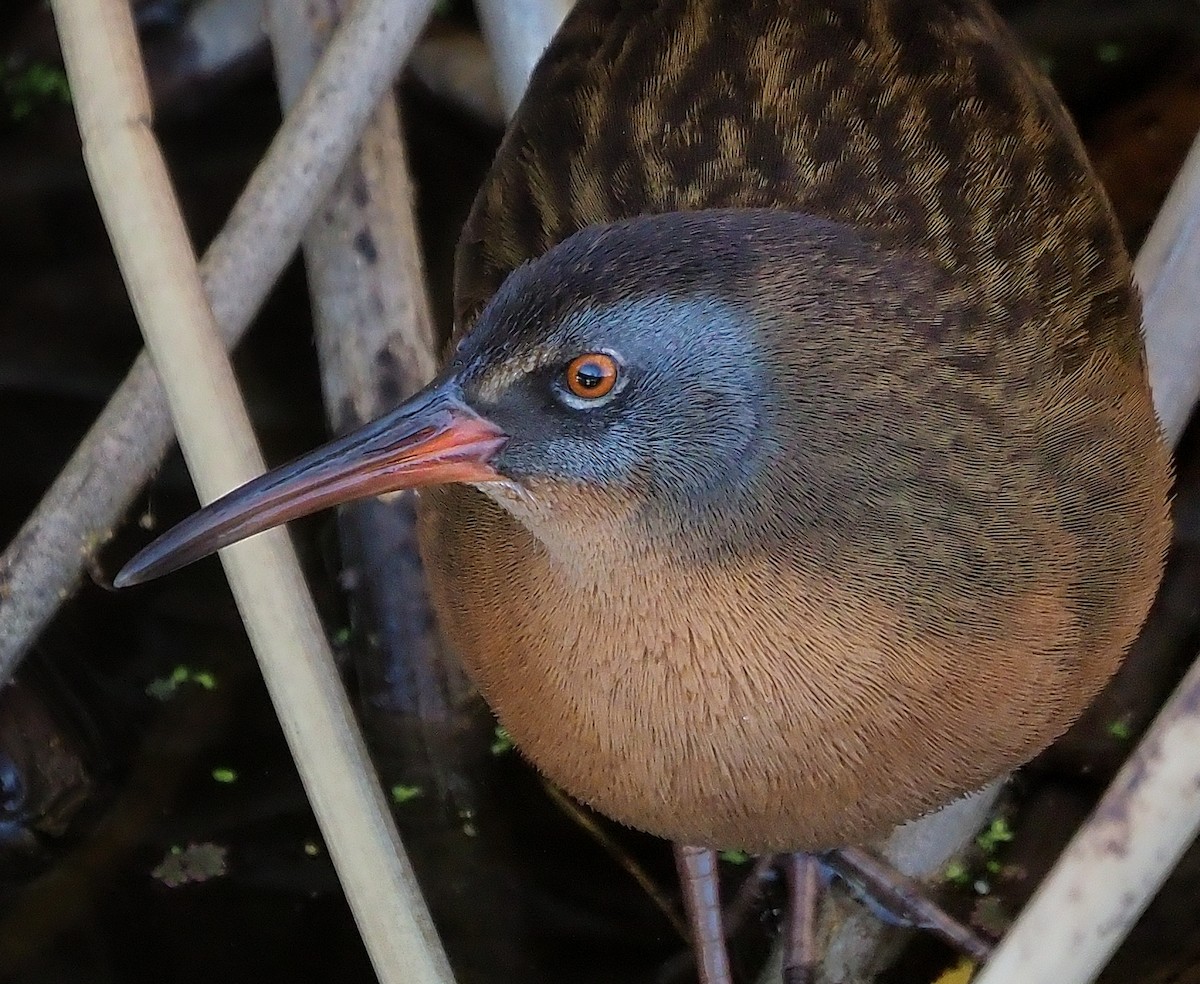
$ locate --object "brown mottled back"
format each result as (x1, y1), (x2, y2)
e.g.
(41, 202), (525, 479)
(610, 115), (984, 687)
(456, 0), (1135, 372)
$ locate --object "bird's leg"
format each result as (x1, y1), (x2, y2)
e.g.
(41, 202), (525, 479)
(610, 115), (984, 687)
(781, 852), (822, 984)
(822, 845), (992, 962)
(674, 844), (734, 984)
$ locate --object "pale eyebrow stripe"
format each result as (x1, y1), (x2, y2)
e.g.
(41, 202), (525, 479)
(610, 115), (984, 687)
(473, 342), (563, 402)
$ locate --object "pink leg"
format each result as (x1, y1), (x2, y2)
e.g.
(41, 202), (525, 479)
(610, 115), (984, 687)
(782, 852), (822, 984)
(674, 844), (734, 984)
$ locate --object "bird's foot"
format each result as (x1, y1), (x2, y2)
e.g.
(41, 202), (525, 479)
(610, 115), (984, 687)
(819, 846), (993, 963)
(673, 844), (991, 984)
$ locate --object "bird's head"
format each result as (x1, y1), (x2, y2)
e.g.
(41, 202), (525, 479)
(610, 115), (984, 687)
(116, 209), (930, 586)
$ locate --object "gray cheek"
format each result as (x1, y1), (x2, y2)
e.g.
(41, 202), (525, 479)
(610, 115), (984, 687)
(640, 389), (764, 506)
(554, 385), (762, 497)
(545, 422), (644, 485)
(498, 292), (767, 494)
(494, 425), (640, 485)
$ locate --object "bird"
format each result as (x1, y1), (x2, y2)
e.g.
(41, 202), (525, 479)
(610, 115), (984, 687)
(117, 0), (1173, 978)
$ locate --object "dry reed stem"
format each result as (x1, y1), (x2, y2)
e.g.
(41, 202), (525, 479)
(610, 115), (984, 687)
(974, 656), (1200, 984)
(1138, 133), (1200, 445)
(48, 1), (454, 982)
(474, 0), (574, 116)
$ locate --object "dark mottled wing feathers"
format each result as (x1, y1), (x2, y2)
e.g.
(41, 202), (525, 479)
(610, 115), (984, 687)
(453, 0), (1137, 369)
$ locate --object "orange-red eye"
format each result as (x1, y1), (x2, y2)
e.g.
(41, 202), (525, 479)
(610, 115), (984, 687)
(565, 353), (619, 400)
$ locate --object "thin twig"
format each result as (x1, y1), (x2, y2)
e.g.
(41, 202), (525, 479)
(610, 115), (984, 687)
(48, 2), (453, 983)
(0, 0), (440, 687)
(543, 781), (689, 939)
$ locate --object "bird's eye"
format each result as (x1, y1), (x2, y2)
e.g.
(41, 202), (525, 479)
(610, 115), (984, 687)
(564, 353), (620, 400)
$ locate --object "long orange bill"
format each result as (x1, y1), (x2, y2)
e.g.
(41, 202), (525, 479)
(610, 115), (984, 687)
(114, 381), (507, 587)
